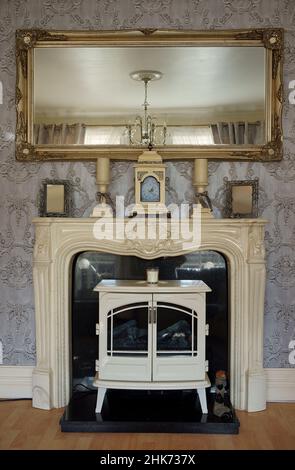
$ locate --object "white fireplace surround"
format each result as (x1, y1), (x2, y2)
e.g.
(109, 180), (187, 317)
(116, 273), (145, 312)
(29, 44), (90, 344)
(32, 216), (267, 412)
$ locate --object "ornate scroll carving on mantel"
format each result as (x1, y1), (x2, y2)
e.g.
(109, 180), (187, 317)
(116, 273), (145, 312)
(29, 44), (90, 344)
(248, 225), (266, 262)
(123, 237), (176, 256)
(32, 217), (267, 412)
(34, 225), (51, 260)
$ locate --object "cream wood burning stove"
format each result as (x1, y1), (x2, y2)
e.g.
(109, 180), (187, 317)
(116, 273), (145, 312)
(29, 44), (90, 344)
(93, 280), (211, 414)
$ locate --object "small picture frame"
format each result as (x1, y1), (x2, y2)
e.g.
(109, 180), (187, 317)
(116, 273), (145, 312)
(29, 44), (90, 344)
(224, 178), (259, 218)
(39, 179), (71, 217)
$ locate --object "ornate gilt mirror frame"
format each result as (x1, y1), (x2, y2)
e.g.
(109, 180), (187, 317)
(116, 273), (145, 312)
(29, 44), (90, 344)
(15, 29), (283, 162)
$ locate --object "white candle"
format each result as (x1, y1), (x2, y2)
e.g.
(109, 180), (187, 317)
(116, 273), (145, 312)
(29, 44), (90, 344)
(147, 268), (159, 284)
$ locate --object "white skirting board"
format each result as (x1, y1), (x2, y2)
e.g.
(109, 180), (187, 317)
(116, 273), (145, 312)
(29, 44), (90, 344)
(266, 368), (295, 402)
(0, 366), (34, 399)
(0, 367), (294, 402)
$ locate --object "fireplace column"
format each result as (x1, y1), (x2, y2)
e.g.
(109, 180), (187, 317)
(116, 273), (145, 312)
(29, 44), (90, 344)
(246, 225), (267, 411)
(32, 222), (53, 409)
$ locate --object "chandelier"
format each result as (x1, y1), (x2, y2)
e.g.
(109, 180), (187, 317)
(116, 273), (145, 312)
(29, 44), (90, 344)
(127, 70), (167, 149)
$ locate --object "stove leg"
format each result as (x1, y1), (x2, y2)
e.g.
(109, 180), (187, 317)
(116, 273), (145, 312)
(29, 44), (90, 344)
(95, 387), (107, 413)
(197, 388), (208, 414)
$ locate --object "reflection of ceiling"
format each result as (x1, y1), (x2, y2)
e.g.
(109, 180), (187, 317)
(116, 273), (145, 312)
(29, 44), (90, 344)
(34, 46), (265, 119)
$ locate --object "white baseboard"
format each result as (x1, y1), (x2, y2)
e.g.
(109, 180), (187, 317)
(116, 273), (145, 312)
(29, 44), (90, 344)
(266, 368), (295, 402)
(0, 366), (294, 403)
(0, 366), (34, 399)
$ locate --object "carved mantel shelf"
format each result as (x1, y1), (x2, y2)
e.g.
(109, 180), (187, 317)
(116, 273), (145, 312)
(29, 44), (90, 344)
(32, 217), (267, 412)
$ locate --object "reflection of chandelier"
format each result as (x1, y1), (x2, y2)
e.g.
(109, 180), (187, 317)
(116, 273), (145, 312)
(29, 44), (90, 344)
(127, 70), (167, 149)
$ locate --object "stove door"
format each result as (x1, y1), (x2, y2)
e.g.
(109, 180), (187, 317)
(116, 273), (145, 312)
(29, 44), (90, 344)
(99, 292), (152, 381)
(152, 293), (206, 381)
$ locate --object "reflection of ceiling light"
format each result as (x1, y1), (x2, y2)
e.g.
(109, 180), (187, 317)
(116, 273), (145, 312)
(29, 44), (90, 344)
(127, 70), (167, 149)
(203, 261), (215, 270)
(78, 258), (102, 278)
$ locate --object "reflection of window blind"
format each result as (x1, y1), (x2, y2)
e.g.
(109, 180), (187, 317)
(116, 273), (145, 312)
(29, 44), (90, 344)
(84, 126), (126, 145)
(168, 126), (214, 145)
(84, 125), (214, 145)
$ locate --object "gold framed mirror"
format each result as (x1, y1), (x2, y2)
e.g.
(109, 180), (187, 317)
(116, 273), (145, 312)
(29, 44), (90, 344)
(16, 29), (283, 162)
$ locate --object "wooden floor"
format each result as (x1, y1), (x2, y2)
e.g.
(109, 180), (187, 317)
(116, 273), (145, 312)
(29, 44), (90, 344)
(0, 400), (294, 450)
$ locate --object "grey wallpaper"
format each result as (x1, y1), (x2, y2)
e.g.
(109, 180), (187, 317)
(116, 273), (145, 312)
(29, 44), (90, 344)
(0, 0), (294, 368)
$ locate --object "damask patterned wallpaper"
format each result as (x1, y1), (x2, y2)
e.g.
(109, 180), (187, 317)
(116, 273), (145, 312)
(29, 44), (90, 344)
(0, 0), (294, 368)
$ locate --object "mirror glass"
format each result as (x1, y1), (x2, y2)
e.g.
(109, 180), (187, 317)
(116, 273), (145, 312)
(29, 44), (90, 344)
(46, 184), (65, 213)
(33, 46), (266, 146)
(232, 185), (253, 214)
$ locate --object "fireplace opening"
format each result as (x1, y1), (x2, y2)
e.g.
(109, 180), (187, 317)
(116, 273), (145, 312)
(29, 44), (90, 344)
(71, 251), (228, 395)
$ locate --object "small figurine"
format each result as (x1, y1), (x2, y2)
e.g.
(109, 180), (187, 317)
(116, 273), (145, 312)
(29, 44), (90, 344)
(91, 191), (114, 217)
(213, 370), (232, 420)
(195, 191), (213, 211)
(96, 191), (114, 210)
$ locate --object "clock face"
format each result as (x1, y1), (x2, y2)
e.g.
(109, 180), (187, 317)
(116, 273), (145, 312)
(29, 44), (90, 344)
(140, 176), (160, 203)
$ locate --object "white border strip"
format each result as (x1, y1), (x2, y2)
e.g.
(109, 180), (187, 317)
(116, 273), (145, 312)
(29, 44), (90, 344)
(266, 368), (295, 402)
(0, 366), (34, 399)
(0, 367), (294, 403)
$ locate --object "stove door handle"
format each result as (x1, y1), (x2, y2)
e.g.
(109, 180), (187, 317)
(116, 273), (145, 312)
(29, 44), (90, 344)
(148, 306), (153, 324)
(153, 306), (157, 324)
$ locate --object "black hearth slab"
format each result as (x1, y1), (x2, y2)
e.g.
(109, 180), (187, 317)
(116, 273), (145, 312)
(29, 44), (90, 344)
(60, 390), (239, 434)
